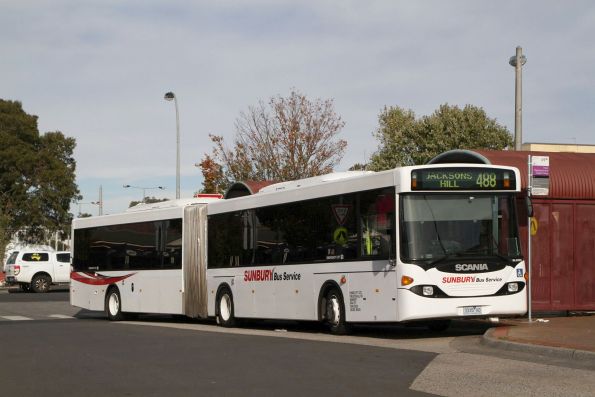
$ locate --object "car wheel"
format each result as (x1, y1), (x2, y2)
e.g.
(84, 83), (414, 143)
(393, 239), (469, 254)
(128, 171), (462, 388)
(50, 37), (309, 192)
(31, 274), (51, 293)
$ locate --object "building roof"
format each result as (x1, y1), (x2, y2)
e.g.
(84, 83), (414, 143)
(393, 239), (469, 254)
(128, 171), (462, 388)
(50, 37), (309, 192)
(522, 142), (595, 154)
(475, 150), (595, 199)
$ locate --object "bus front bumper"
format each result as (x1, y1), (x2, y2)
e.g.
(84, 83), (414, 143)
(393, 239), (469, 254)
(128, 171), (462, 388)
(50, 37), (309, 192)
(396, 288), (527, 322)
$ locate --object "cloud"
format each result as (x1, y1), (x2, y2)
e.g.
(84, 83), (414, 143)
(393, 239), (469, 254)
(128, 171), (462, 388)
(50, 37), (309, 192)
(2, 0), (594, 213)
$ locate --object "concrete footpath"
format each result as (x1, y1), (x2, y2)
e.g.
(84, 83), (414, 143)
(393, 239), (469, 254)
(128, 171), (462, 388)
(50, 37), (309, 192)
(482, 313), (595, 365)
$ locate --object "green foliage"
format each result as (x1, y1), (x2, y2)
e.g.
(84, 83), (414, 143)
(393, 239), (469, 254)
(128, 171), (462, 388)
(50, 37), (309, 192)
(368, 104), (513, 170)
(0, 99), (79, 248)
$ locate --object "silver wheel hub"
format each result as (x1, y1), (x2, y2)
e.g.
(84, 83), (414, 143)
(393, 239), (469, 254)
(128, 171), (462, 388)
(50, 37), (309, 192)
(35, 278), (48, 291)
(220, 294), (231, 321)
(109, 293), (120, 316)
(327, 296), (340, 325)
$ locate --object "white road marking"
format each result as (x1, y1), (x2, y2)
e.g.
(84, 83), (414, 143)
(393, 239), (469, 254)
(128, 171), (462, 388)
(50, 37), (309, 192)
(2, 316), (33, 321)
(48, 314), (74, 319)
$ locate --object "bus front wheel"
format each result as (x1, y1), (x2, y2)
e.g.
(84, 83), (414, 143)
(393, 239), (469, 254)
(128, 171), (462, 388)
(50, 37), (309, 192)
(324, 288), (350, 335)
(216, 288), (236, 327)
(105, 287), (124, 321)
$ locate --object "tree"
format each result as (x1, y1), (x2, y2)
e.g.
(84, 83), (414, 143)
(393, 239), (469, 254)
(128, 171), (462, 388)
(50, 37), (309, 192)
(0, 99), (79, 253)
(199, 89), (347, 193)
(128, 196), (169, 208)
(368, 104), (513, 170)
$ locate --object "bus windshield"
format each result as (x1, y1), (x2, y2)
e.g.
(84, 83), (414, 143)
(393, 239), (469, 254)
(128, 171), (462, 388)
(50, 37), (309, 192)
(400, 194), (521, 266)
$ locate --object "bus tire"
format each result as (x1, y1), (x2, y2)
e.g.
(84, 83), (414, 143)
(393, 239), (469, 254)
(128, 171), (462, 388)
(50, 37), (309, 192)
(428, 319), (451, 332)
(31, 274), (51, 293)
(324, 288), (350, 335)
(105, 287), (125, 321)
(216, 288), (236, 328)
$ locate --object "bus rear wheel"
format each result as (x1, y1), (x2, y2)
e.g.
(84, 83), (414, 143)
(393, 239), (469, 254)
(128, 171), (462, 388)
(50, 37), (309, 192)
(324, 288), (350, 335)
(105, 287), (125, 321)
(216, 288), (236, 327)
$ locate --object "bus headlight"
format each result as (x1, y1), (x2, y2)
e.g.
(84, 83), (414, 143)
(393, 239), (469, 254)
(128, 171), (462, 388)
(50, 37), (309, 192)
(409, 285), (448, 298)
(422, 286), (434, 296)
(507, 282), (519, 293)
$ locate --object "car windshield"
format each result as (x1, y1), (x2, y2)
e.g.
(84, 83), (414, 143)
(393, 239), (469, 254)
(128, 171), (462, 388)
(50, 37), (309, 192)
(400, 194), (521, 266)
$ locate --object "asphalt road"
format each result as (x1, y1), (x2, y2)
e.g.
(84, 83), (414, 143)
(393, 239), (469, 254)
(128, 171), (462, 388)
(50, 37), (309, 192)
(1, 289), (594, 397)
(0, 289), (436, 396)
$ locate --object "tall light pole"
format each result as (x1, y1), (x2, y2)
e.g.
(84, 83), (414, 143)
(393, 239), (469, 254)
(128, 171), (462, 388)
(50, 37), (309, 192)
(98, 185), (103, 216)
(164, 91), (180, 199)
(509, 46), (527, 151)
(123, 184), (165, 202)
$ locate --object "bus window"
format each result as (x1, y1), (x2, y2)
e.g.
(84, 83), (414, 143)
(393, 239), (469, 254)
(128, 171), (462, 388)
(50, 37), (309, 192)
(208, 211), (253, 268)
(163, 219), (183, 269)
(360, 189), (394, 258)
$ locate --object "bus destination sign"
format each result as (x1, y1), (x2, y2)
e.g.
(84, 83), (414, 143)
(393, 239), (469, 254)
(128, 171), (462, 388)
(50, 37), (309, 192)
(411, 167), (516, 191)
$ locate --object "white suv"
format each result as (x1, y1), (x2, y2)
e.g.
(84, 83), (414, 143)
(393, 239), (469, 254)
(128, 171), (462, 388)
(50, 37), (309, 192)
(5, 251), (71, 293)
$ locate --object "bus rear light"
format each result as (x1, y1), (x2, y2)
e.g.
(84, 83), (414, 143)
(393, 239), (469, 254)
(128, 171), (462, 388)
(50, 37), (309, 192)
(524, 272), (529, 282)
(14, 265), (20, 275)
(507, 282), (519, 293)
(422, 286), (434, 296)
(401, 276), (414, 286)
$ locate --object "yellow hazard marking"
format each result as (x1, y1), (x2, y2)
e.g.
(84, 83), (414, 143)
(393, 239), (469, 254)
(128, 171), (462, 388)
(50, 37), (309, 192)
(530, 217), (538, 236)
(333, 227), (348, 245)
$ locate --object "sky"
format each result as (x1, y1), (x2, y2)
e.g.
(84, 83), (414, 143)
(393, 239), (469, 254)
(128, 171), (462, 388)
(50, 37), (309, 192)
(2, 0), (594, 215)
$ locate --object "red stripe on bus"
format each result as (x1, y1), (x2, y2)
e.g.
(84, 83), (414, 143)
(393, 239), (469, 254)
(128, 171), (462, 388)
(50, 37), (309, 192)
(70, 272), (135, 285)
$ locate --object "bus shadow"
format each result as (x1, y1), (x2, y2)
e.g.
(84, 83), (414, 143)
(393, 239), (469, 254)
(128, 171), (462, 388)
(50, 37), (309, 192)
(71, 310), (498, 340)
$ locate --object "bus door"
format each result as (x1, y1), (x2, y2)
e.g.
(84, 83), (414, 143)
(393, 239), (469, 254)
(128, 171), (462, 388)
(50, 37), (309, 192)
(182, 205), (208, 318)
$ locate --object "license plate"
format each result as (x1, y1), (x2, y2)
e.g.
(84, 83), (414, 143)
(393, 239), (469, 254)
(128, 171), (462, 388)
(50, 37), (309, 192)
(463, 306), (482, 315)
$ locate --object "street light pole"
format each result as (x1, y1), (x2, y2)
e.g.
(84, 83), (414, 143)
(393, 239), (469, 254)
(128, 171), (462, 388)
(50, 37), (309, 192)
(164, 92), (180, 199)
(509, 46), (527, 151)
(98, 185), (103, 216)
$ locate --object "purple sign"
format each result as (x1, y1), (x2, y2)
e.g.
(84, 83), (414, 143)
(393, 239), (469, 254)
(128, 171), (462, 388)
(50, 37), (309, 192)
(532, 156), (550, 177)
(533, 165), (550, 177)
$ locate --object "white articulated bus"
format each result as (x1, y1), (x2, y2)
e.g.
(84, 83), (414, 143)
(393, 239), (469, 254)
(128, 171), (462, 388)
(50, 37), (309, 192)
(71, 153), (527, 333)
(70, 196), (221, 320)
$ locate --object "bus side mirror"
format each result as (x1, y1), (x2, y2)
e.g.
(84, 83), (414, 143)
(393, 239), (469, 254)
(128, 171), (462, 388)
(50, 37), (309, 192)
(525, 196), (534, 218)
